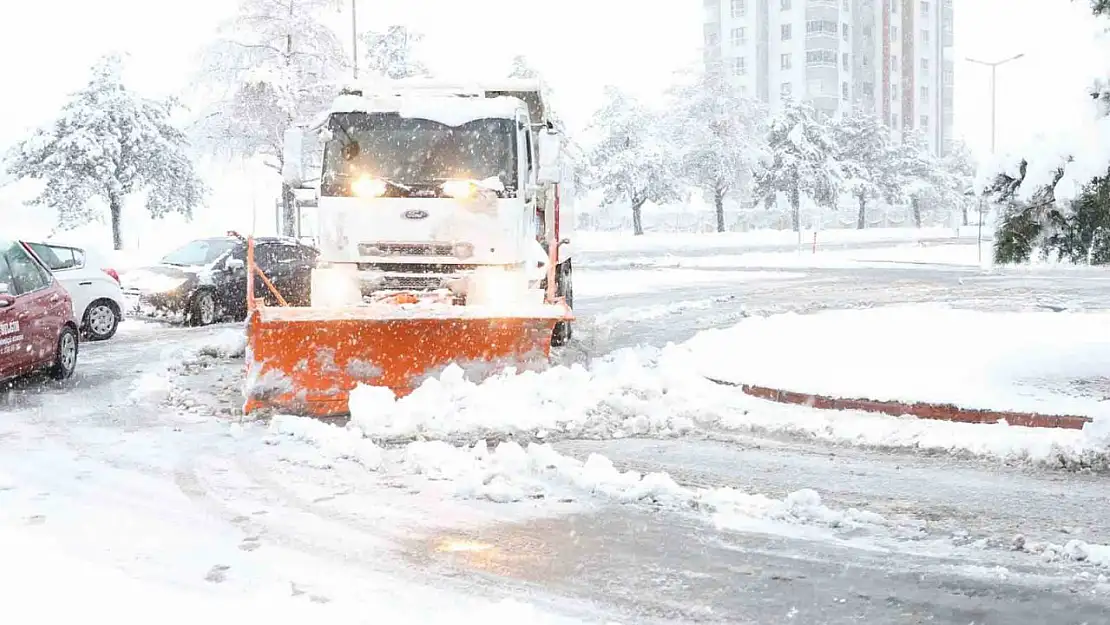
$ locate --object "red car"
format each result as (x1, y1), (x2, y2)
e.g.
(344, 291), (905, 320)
(0, 239), (79, 384)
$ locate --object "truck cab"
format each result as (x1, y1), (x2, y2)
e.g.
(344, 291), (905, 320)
(282, 78), (574, 344)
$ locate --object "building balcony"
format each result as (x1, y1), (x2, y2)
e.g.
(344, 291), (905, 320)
(808, 0), (838, 7)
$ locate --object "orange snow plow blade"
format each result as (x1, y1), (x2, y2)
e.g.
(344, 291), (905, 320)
(242, 305), (567, 417)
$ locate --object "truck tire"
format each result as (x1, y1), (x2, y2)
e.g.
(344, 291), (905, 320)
(551, 259), (573, 347)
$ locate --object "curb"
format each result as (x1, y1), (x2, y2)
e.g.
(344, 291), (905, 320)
(705, 377), (1093, 430)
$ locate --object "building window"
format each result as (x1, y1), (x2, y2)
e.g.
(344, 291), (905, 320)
(921, 1), (930, 15)
(781, 82), (793, 96)
(843, 0), (849, 10)
(842, 23), (849, 42)
(781, 23), (792, 39)
(892, 55), (898, 70)
(705, 31), (720, 47)
(781, 0), (791, 9)
(921, 58), (930, 73)
(731, 0), (746, 17)
(920, 115), (929, 128)
(806, 20), (837, 37)
(731, 27), (747, 47)
(781, 53), (792, 69)
(805, 49), (837, 66)
(920, 85), (928, 101)
(921, 29), (929, 43)
(943, 68), (954, 85)
(842, 82), (849, 99)
(733, 57), (747, 76)
(891, 0), (897, 13)
(842, 52), (849, 70)
(891, 26), (898, 39)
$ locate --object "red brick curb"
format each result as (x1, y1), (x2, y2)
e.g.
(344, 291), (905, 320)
(705, 377), (1094, 430)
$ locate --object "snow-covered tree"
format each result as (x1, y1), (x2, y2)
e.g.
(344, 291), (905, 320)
(508, 54), (537, 79)
(831, 111), (894, 229)
(884, 132), (936, 227)
(5, 55), (205, 250)
(584, 87), (681, 235)
(666, 65), (765, 232)
(750, 100), (842, 232)
(362, 25), (430, 79)
(939, 139), (978, 225)
(193, 0), (346, 235)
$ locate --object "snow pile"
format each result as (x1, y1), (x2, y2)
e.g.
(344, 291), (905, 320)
(576, 227), (961, 254)
(0, 521), (603, 625)
(269, 416), (909, 539)
(689, 304), (1110, 419)
(332, 303), (1110, 469)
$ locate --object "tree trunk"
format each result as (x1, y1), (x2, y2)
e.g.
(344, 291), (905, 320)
(961, 204), (969, 226)
(789, 187), (801, 233)
(714, 187), (726, 233)
(856, 195), (867, 230)
(281, 182), (297, 237)
(631, 197), (645, 236)
(912, 197), (922, 228)
(109, 193), (124, 251)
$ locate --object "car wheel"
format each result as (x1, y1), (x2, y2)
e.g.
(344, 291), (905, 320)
(49, 325), (79, 380)
(83, 299), (120, 341)
(188, 290), (217, 327)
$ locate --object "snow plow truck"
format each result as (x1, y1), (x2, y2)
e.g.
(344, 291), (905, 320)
(242, 78), (575, 417)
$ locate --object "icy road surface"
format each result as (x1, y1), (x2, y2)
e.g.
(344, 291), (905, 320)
(3, 238), (1110, 624)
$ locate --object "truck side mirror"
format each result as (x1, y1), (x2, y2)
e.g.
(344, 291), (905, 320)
(282, 127), (305, 186)
(537, 130), (562, 185)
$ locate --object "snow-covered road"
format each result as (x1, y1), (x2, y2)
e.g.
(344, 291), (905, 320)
(3, 235), (1110, 623)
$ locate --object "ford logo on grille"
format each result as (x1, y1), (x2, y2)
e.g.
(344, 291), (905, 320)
(402, 209), (429, 220)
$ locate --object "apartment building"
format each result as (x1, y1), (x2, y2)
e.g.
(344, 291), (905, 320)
(703, 0), (954, 156)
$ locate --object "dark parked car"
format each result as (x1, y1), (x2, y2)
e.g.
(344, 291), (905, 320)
(0, 239), (79, 384)
(120, 234), (319, 326)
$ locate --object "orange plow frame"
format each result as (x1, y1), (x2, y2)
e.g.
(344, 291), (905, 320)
(241, 236), (572, 418)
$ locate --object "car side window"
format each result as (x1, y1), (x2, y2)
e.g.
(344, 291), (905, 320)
(5, 244), (51, 295)
(273, 245), (303, 266)
(0, 252), (13, 295)
(26, 243), (66, 271)
(253, 245), (278, 271)
(48, 245), (81, 270)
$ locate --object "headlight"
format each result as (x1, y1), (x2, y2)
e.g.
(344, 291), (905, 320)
(351, 176), (388, 197)
(441, 180), (477, 198)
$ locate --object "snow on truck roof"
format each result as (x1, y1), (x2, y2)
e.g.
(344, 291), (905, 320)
(328, 93), (529, 127)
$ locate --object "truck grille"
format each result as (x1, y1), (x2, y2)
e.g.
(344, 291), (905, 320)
(359, 242), (454, 256)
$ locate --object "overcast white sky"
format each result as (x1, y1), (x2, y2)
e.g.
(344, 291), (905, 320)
(1, 0), (1107, 163)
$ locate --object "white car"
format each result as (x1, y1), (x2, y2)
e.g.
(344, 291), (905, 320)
(23, 241), (125, 341)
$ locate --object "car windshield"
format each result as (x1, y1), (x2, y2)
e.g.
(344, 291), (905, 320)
(161, 239), (237, 267)
(321, 112), (517, 192)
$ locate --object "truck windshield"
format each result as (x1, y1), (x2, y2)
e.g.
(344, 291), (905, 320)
(321, 112), (517, 195)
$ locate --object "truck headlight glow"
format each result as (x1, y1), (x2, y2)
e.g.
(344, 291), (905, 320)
(441, 180), (476, 198)
(351, 176), (388, 198)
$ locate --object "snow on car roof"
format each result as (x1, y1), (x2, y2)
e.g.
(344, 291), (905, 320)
(328, 93), (527, 127)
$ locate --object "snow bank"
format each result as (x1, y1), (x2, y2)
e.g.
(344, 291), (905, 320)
(335, 304), (1110, 469)
(577, 227), (962, 254)
(693, 304), (1110, 419)
(0, 521), (605, 625)
(601, 242), (986, 271)
(270, 415), (911, 542)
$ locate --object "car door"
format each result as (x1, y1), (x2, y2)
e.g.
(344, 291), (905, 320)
(252, 243), (289, 305)
(3, 242), (64, 368)
(0, 251), (30, 379)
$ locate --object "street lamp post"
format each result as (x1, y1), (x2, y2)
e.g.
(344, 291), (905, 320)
(965, 52), (1024, 264)
(351, 0), (359, 79)
(965, 52), (1025, 153)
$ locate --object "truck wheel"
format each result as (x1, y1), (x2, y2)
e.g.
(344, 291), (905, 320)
(188, 290), (218, 327)
(551, 259), (573, 347)
(49, 325), (79, 380)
